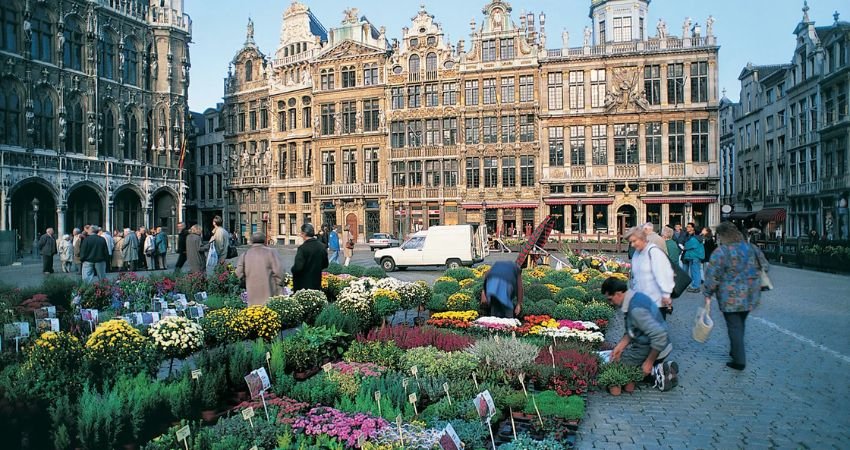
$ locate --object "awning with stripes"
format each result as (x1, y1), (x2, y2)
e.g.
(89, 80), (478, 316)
(543, 198), (614, 205)
(755, 208), (787, 222)
(461, 202), (538, 209)
(641, 196), (717, 204)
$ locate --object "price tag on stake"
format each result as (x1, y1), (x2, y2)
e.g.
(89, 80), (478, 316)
(549, 345), (556, 369)
(410, 365), (419, 378)
(175, 425), (191, 450)
(512, 331), (517, 340)
(402, 378), (409, 392)
(443, 382), (452, 405)
(191, 369), (202, 380)
(396, 414), (404, 447)
(485, 355), (491, 366)
(374, 391), (382, 416)
(265, 351), (271, 363)
(322, 362), (333, 373)
(518, 373), (527, 397)
(494, 334), (500, 343)
(472, 371), (479, 390)
(242, 406), (255, 428)
(408, 392), (418, 415)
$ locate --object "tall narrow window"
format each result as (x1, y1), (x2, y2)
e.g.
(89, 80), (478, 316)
(363, 99), (379, 132)
(407, 120), (423, 148)
(520, 155), (535, 187)
(391, 87), (404, 109)
(363, 63), (378, 85)
(67, 100), (84, 153)
(123, 39), (139, 85)
(302, 98), (312, 129)
(501, 77), (515, 103)
(465, 157), (480, 188)
(499, 38), (515, 60)
(502, 157), (516, 187)
(290, 143), (298, 178)
(465, 80), (479, 106)
(278, 144), (287, 179)
(63, 17), (83, 70)
(483, 117), (497, 143)
(690, 61), (708, 103)
(341, 65), (356, 88)
(392, 161), (406, 187)
(407, 85), (421, 108)
(443, 160), (458, 187)
(484, 157), (498, 188)
(644, 65), (661, 105)
(568, 71), (585, 109)
(691, 119), (709, 162)
(548, 127), (564, 166)
(244, 60), (252, 82)
(32, 91), (54, 150)
(482, 40), (496, 62)
(408, 160), (422, 186)
(612, 16), (632, 42)
(391, 121), (405, 148)
(570, 126), (586, 166)
(519, 75), (534, 102)
(342, 101), (356, 134)
(591, 125), (607, 165)
(364, 147), (379, 183)
(101, 108), (116, 157)
(425, 83), (439, 107)
(322, 150), (336, 184)
(260, 104), (269, 129)
(519, 114), (535, 142)
(667, 63), (684, 104)
(425, 160), (441, 186)
(98, 33), (116, 80)
(645, 122), (662, 164)
(547, 72), (564, 110)
(590, 69), (606, 108)
(425, 119), (441, 146)
(320, 69), (334, 90)
(464, 118), (480, 144)
(442, 82), (458, 105)
(442, 118), (457, 145)
(125, 111), (138, 159)
(408, 54), (420, 74)
(31, 8), (52, 62)
(321, 103), (335, 135)
(613, 123), (638, 164)
(501, 116), (516, 143)
(1, 5), (18, 53)
(425, 53), (438, 72)
(483, 79), (497, 105)
(668, 120), (685, 163)
(342, 148), (357, 183)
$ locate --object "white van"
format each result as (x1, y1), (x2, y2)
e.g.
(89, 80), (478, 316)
(374, 225), (488, 272)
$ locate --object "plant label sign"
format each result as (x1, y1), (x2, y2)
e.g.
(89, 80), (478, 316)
(242, 406), (255, 428)
(81, 308), (99, 323)
(548, 345), (556, 369)
(374, 391), (382, 416)
(248, 446), (258, 450)
(322, 362), (333, 373)
(518, 373), (527, 396)
(34, 306), (56, 320)
(4, 322), (30, 340)
(471, 372), (479, 390)
(173, 294), (188, 311)
(191, 369), (202, 380)
(493, 334), (500, 343)
(402, 378), (409, 392)
(410, 365), (419, 379)
(443, 382), (452, 405)
(438, 422), (463, 450)
(175, 424), (190, 450)
(244, 367), (271, 399)
(357, 434), (366, 447)
(186, 306), (204, 319)
(473, 390), (496, 420)
(408, 392), (418, 415)
(194, 292), (208, 302)
(36, 318), (60, 333)
(395, 414), (404, 446)
(152, 297), (167, 312)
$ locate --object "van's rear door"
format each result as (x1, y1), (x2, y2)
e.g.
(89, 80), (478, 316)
(472, 225), (489, 262)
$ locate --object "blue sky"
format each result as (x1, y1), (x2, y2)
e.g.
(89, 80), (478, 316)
(185, 0), (847, 111)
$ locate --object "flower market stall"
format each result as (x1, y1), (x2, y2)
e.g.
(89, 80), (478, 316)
(0, 256), (634, 450)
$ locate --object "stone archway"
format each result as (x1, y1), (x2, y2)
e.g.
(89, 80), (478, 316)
(345, 213), (359, 243)
(113, 186), (144, 231)
(10, 179), (58, 255)
(66, 183), (105, 232)
(152, 188), (177, 235)
(616, 204), (638, 237)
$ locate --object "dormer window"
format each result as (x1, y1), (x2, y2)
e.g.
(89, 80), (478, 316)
(245, 60), (253, 82)
(410, 38), (419, 48)
(427, 36), (436, 46)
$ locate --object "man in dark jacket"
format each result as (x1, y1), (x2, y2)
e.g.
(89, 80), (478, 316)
(479, 261), (523, 318)
(79, 226), (110, 283)
(174, 222), (189, 271)
(292, 223), (328, 292)
(38, 227), (57, 274)
(601, 277), (678, 392)
(155, 227), (169, 270)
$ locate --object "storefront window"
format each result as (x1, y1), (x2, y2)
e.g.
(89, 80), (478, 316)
(593, 205), (608, 233)
(550, 205), (565, 233)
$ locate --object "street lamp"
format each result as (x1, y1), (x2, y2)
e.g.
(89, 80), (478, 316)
(482, 200), (488, 236)
(170, 205), (176, 236)
(684, 201), (693, 224)
(31, 198), (40, 258)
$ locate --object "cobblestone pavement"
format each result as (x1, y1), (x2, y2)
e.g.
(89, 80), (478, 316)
(577, 265), (850, 450)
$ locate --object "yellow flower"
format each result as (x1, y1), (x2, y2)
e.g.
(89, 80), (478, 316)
(459, 278), (476, 289)
(544, 284), (561, 294)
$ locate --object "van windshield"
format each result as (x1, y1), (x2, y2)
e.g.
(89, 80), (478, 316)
(402, 236), (425, 250)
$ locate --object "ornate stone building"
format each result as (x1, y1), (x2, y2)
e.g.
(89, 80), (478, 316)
(0, 0), (191, 256)
(222, 0), (721, 245)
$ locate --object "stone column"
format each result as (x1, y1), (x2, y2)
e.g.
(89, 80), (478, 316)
(585, 204), (593, 234)
(1, 198), (7, 231)
(57, 206), (66, 237)
(105, 201), (113, 234)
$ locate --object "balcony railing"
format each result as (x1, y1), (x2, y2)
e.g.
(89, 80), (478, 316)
(390, 145), (458, 159)
(543, 36), (716, 60)
(570, 166), (586, 179)
(272, 49), (319, 68)
(0, 150), (183, 185)
(318, 183), (387, 197)
(822, 174), (850, 192)
(614, 164), (638, 178)
(787, 181), (822, 196)
(669, 163), (685, 177)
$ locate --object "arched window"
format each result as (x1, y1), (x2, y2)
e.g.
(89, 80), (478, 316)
(123, 37), (139, 86)
(98, 32), (116, 79)
(320, 68), (334, 90)
(101, 107), (116, 157)
(0, 4), (18, 53)
(67, 100), (84, 153)
(63, 17), (84, 70)
(426, 52), (438, 72)
(33, 89), (55, 149)
(30, 7), (52, 62)
(245, 60), (253, 82)
(124, 110), (138, 160)
(341, 65), (356, 88)
(409, 54), (420, 74)
(0, 81), (21, 145)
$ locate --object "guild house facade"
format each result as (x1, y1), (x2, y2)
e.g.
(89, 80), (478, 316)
(222, 0), (720, 245)
(0, 0), (191, 259)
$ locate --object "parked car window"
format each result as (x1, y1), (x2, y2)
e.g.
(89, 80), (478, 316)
(402, 237), (425, 250)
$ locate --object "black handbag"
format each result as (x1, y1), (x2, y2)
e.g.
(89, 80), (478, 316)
(648, 247), (691, 299)
(226, 245), (238, 259)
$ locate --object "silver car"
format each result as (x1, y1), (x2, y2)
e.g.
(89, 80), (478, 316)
(368, 233), (401, 251)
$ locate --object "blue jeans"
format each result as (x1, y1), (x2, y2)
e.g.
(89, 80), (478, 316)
(82, 261), (108, 283)
(688, 260), (702, 289)
(330, 249), (341, 264)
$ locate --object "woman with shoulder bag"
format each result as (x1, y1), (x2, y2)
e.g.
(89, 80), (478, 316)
(703, 222), (769, 371)
(343, 226), (354, 267)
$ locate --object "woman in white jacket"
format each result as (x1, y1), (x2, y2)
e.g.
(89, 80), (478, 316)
(144, 230), (156, 271)
(57, 234), (73, 273)
(626, 226), (675, 319)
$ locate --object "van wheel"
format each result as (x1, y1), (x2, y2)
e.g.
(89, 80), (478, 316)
(446, 259), (462, 270)
(381, 257), (396, 272)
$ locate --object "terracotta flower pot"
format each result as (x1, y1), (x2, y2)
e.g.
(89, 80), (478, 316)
(608, 385), (622, 396)
(624, 382), (636, 393)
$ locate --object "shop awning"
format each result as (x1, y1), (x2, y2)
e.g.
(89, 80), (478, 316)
(755, 208), (787, 222)
(727, 211), (756, 220)
(641, 196), (717, 204)
(543, 198), (614, 205)
(461, 202), (538, 209)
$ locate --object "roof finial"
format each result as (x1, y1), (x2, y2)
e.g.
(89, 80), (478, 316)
(722, 88), (727, 98)
(246, 17), (255, 45)
(834, 11), (840, 24)
(802, 1), (810, 22)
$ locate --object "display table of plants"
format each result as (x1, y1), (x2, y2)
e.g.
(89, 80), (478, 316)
(0, 258), (636, 450)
